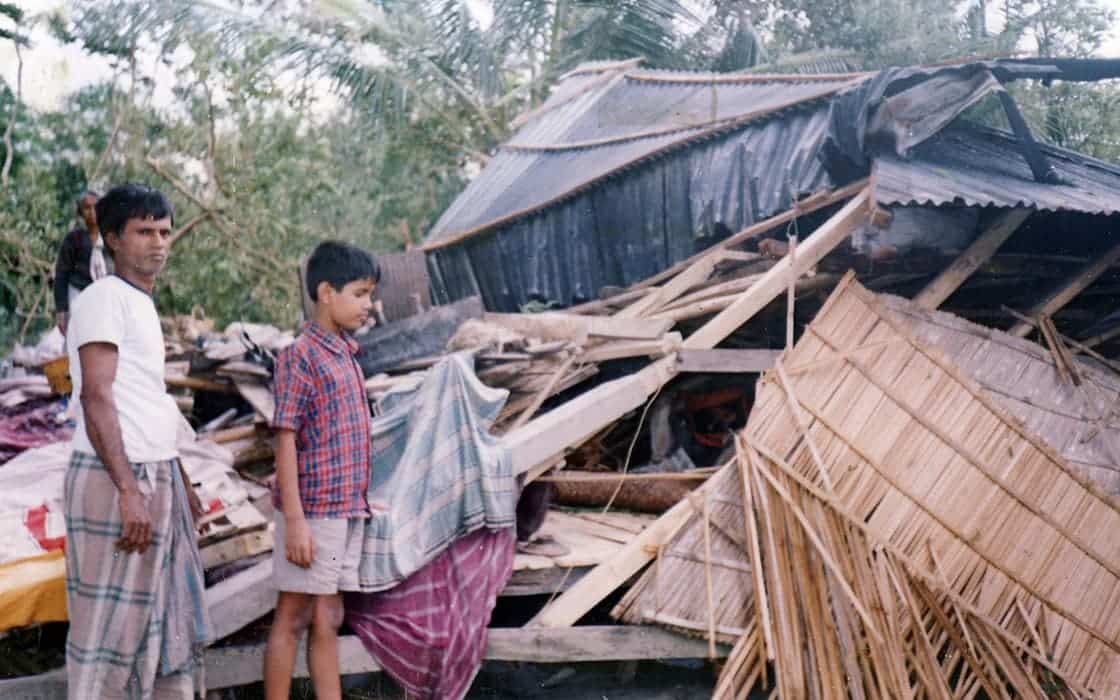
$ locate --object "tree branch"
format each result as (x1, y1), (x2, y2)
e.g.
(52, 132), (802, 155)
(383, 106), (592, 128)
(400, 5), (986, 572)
(91, 50), (136, 184)
(169, 211), (211, 247)
(144, 156), (287, 275)
(1, 39), (22, 188)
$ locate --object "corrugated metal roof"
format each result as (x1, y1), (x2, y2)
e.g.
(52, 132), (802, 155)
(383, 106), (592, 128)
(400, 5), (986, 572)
(425, 68), (860, 247)
(874, 126), (1120, 215)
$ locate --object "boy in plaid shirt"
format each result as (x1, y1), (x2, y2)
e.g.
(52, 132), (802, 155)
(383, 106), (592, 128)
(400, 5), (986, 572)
(264, 241), (380, 700)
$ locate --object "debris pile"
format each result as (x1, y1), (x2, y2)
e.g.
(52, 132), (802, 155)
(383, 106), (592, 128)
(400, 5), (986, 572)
(615, 277), (1120, 697)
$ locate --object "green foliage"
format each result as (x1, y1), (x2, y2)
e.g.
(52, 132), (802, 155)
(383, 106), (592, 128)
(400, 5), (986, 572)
(1, 0), (1118, 353)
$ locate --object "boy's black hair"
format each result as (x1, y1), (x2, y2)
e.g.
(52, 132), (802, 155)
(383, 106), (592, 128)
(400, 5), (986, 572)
(306, 240), (381, 302)
(95, 183), (174, 239)
(75, 190), (99, 217)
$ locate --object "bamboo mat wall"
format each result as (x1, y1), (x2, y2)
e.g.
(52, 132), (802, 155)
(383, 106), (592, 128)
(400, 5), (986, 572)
(616, 273), (1120, 698)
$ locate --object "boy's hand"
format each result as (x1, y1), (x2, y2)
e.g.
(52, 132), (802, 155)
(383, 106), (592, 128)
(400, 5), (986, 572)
(285, 517), (315, 568)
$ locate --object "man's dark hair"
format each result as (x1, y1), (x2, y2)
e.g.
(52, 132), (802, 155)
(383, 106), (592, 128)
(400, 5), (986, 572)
(306, 240), (381, 302)
(95, 183), (174, 238)
(75, 190), (99, 217)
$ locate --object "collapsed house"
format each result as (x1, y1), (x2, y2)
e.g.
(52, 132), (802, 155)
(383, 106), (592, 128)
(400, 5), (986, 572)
(3, 56), (1120, 698)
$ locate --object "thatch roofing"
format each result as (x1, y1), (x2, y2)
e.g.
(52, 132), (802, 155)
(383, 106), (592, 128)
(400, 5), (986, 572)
(616, 275), (1120, 698)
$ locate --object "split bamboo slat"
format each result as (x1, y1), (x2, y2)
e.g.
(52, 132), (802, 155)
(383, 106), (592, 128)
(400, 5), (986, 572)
(616, 273), (1120, 698)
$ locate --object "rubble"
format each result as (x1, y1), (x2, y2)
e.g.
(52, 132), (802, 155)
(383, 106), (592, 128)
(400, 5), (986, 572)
(6, 57), (1120, 700)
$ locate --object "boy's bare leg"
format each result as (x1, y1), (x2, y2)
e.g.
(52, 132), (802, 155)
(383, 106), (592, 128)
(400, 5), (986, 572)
(308, 593), (345, 700)
(264, 591), (313, 700)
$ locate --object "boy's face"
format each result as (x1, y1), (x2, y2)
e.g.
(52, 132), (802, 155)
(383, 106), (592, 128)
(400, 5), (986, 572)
(321, 278), (376, 332)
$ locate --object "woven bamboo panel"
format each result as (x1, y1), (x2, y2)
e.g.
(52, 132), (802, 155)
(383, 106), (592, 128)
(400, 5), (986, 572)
(617, 273), (1120, 698)
(883, 295), (1120, 494)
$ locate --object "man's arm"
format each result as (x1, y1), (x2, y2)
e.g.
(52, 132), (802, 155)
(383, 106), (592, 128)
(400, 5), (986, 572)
(274, 429), (314, 568)
(78, 342), (153, 553)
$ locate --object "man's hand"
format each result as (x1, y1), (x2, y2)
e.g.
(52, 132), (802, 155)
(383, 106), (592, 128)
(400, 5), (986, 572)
(116, 489), (153, 554)
(56, 311), (68, 335)
(179, 464), (210, 534)
(285, 517), (315, 569)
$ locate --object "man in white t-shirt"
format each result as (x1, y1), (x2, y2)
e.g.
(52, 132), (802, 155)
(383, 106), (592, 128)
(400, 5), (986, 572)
(63, 184), (212, 700)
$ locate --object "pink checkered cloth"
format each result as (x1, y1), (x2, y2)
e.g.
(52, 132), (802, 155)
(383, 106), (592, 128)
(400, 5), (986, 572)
(345, 527), (516, 700)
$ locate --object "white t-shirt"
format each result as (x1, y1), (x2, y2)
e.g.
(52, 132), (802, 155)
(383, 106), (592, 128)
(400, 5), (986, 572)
(68, 276), (180, 462)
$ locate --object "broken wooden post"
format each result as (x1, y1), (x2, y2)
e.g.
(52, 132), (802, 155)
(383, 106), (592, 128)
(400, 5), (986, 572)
(1008, 237), (1120, 337)
(522, 189), (872, 628)
(913, 208), (1032, 309)
(683, 189), (870, 350)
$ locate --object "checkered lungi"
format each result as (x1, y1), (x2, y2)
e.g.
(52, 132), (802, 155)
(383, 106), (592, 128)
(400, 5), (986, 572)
(63, 451), (211, 699)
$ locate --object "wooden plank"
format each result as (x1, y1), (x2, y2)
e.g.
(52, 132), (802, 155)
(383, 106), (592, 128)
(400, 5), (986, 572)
(682, 189), (870, 350)
(527, 487), (701, 627)
(615, 254), (719, 318)
(483, 311), (673, 342)
(233, 379), (275, 423)
(579, 333), (682, 363)
(913, 209), (1031, 309)
(165, 375), (236, 393)
(520, 194), (869, 631)
(0, 669), (66, 700)
(204, 626), (728, 690)
(632, 178), (870, 291)
(506, 356), (679, 476)
(677, 349), (779, 373)
(203, 559), (276, 642)
(374, 249), (432, 323)
(201, 528), (274, 570)
(503, 566), (591, 596)
(1009, 237), (1120, 337)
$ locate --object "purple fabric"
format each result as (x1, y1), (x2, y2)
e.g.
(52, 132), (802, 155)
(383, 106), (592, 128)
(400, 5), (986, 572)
(345, 527), (516, 700)
(0, 399), (73, 465)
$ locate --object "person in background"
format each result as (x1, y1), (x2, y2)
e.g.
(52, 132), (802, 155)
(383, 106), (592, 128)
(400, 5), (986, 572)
(54, 190), (111, 334)
(64, 183), (211, 699)
(264, 240), (380, 700)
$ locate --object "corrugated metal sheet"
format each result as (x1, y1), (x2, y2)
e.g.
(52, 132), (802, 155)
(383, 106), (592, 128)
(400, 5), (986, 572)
(427, 71), (854, 245)
(423, 60), (1120, 311)
(875, 126), (1120, 215)
(426, 103), (837, 310)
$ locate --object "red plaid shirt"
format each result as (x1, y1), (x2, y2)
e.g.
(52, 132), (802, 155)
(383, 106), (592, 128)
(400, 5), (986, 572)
(271, 322), (371, 519)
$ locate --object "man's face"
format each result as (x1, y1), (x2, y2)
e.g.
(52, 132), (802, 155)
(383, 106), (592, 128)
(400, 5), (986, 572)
(78, 195), (97, 228)
(107, 215), (173, 280)
(326, 278), (376, 332)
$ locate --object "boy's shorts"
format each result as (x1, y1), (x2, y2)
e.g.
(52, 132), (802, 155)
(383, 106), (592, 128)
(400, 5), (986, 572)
(272, 515), (364, 594)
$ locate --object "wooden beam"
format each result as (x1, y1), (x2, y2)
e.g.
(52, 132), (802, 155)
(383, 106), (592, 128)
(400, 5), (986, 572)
(913, 208), (1032, 309)
(0, 626), (728, 697)
(506, 356), (679, 475)
(483, 311), (673, 343)
(503, 566), (591, 596)
(1079, 323), (1120, 351)
(507, 194), (869, 629)
(683, 189), (870, 350)
(579, 333), (682, 363)
(1002, 306), (1120, 375)
(201, 529), (273, 570)
(165, 375), (236, 393)
(633, 178), (870, 291)
(203, 626), (727, 690)
(528, 487), (702, 628)
(203, 559), (276, 642)
(615, 253), (720, 318)
(1008, 237), (1120, 337)
(677, 349), (780, 373)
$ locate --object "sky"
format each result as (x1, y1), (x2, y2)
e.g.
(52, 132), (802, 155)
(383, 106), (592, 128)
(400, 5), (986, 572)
(3, 0), (1120, 112)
